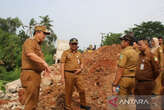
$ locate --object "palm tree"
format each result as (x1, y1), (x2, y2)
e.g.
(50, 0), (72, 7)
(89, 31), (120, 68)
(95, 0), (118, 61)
(39, 15), (53, 30)
(39, 15), (57, 45)
(29, 18), (36, 36)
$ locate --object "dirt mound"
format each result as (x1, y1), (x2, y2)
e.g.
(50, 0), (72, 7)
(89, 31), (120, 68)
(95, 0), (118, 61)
(83, 44), (121, 74)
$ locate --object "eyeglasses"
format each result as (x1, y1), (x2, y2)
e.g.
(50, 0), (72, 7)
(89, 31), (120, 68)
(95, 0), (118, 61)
(71, 43), (78, 45)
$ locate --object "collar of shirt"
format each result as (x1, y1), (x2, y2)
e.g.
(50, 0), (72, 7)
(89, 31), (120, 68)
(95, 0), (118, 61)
(124, 46), (133, 51)
(69, 49), (77, 53)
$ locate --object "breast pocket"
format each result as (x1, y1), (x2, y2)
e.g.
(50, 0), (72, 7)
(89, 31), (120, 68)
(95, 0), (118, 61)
(66, 54), (72, 61)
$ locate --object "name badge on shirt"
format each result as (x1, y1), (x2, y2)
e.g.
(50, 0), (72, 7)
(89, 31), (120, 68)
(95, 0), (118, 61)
(140, 64), (144, 70)
(77, 56), (80, 64)
(154, 57), (158, 62)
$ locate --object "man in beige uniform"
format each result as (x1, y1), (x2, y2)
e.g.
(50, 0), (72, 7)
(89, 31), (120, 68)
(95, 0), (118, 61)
(112, 35), (139, 95)
(60, 38), (90, 110)
(20, 26), (51, 110)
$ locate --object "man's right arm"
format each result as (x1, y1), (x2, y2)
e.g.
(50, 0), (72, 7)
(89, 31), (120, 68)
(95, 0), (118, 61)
(26, 53), (50, 72)
(24, 39), (50, 73)
(60, 51), (67, 83)
(112, 52), (127, 94)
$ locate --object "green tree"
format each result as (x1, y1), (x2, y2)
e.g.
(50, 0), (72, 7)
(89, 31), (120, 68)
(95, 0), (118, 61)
(39, 15), (57, 45)
(0, 17), (22, 33)
(0, 17), (23, 71)
(0, 17), (22, 82)
(29, 18), (37, 36)
(125, 21), (164, 40)
(39, 15), (53, 30)
(29, 18), (37, 27)
(41, 42), (56, 65)
(18, 29), (29, 45)
(102, 33), (122, 46)
(0, 29), (22, 70)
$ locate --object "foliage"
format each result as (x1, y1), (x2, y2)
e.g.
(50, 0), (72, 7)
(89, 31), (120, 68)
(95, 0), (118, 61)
(18, 29), (29, 45)
(0, 80), (8, 91)
(41, 41), (56, 65)
(0, 29), (22, 70)
(0, 17), (22, 33)
(39, 15), (57, 45)
(102, 21), (164, 45)
(125, 21), (164, 41)
(0, 66), (21, 81)
(102, 33), (122, 46)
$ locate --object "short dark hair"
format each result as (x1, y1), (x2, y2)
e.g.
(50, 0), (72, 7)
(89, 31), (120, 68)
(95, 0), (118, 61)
(119, 34), (134, 46)
(158, 36), (163, 39)
(33, 30), (42, 36)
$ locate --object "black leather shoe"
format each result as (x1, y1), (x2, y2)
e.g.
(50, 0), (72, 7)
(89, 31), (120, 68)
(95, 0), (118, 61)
(80, 105), (91, 110)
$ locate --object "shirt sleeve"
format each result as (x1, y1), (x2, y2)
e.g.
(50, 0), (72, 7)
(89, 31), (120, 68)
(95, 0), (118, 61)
(151, 54), (160, 80)
(60, 51), (67, 63)
(118, 52), (128, 68)
(158, 47), (164, 68)
(23, 39), (35, 55)
(79, 52), (82, 64)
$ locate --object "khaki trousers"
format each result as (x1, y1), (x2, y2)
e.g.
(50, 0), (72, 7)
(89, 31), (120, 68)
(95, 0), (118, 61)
(119, 77), (135, 95)
(20, 70), (41, 110)
(64, 72), (86, 110)
(117, 78), (135, 110)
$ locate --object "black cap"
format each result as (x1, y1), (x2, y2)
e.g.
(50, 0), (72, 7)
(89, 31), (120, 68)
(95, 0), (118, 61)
(69, 38), (78, 44)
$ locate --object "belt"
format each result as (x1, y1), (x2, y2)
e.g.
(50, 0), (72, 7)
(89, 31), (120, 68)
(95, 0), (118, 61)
(137, 80), (152, 82)
(121, 76), (135, 78)
(21, 69), (33, 71)
(21, 69), (41, 73)
(64, 70), (76, 73)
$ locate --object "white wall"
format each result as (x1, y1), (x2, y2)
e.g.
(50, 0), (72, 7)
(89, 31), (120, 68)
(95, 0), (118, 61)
(54, 40), (69, 63)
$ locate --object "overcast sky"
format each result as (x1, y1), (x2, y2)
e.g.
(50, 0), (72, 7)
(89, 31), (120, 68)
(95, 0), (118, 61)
(1, 0), (164, 49)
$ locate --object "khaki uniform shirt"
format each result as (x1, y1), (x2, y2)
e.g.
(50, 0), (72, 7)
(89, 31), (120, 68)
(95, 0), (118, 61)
(21, 37), (45, 73)
(136, 52), (160, 81)
(134, 48), (140, 54)
(152, 46), (163, 68)
(118, 46), (139, 76)
(61, 49), (82, 71)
